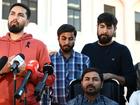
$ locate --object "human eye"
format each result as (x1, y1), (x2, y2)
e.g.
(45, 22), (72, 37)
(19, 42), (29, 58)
(9, 11), (15, 16)
(99, 25), (105, 28)
(69, 37), (74, 41)
(107, 26), (112, 29)
(94, 78), (99, 81)
(18, 13), (25, 18)
(84, 77), (90, 81)
(61, 36), (66, 40)
(92, 77), (100, 81)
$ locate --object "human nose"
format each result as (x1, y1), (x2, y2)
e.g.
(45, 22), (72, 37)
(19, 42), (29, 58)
(102, 27), (108, 34)
(13, 14), (19, 20)
(88, 79), (94, 84)
(64, 39), (70, 44)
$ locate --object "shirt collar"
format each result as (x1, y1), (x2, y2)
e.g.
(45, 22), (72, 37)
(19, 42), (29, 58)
(58, 49), (75, 59)
(83, 94), (101, 104)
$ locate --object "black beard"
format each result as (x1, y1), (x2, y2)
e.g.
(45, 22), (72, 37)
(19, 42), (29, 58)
(84, 85), (100, 96)
(60, 44), (74, 53)
(98, 35), (112, 44)
(86, 91), (98, 96)
(8, 23), (24, 33)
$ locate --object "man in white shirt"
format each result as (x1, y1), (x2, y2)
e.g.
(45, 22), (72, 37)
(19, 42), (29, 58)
(129, 90), (140, 105)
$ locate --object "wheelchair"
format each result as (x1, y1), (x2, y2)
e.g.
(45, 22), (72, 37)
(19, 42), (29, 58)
(68, 78), (121, 103)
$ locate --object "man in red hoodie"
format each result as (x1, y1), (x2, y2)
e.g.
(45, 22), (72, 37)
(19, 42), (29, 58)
(0, 3), (55, 105)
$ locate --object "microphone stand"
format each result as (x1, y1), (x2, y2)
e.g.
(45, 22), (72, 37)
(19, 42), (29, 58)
(14, 72), (28, 105)
(23, 87), (27, 105)
(46, 87), (51, 105)
(41, 86), (51, 105)
(13, 67), (19, 105)
(34, 74), (49, 101)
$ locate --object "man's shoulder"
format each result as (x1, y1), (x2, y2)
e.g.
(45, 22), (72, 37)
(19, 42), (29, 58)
(132, 90), (140, 96)
(67, 95), (82, 105)
(101, 95), (119, 105)
(67, 98), (76, 105)
(82, 42), (98, 52)
(30, 38), (44, 43)
(113, 41), (127, 48)
(84, 42), (97, 47)
(50, 51), (60, 59)
(29, 38), (46, 46)
(112, 41), (131, 53)
(74, 51), (89, 59)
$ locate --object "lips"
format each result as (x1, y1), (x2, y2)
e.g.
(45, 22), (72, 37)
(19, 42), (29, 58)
(11, 22), (18, 26)
(63, 45), (70, 49)
(100, 35), (108, 39)
(10, 20), (18, 26)
(86, 85), (95, 89)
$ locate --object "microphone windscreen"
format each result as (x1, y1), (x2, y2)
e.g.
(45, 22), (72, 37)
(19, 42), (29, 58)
(26, 60), (39, 73)
(18, 53), (25, 60)
(0, 56), (8, 70)
(43, 63), (54, 75)
(10, 53), (25, 68)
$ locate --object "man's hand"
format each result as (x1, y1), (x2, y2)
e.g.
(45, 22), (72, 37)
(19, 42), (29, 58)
(103, 73), (125, 85)
(49, 50), (57, 56)
(17, 62), (26, 77)
(0, 55), (26, 77)
(103, 73), (113, 80)
(0, 55), (15, 74)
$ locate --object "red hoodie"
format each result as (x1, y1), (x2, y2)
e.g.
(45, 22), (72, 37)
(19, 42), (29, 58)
(0, 33), (51, 105)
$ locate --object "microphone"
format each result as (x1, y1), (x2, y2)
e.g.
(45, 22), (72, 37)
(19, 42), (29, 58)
(46, 73), (55, 87)
(10, 53), (25, 72)
(0, 56), (8, 71)
(34, 63), (54, 101)
(14, 60), (39, 99)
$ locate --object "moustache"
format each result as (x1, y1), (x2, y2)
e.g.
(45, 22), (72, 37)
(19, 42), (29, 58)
(100, 34), (109, 37)
(63, 45), (70, 47)
(10, 20), (19, 25)
(86, 84), (95, 89)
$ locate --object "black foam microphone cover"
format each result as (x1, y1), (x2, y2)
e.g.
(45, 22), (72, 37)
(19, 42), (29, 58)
(0, 56), (8, 71)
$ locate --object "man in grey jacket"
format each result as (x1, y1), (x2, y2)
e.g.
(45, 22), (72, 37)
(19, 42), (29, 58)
(67, 68), (119, 105)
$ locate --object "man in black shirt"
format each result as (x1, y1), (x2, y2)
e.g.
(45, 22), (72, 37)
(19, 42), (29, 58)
(81, 12), (136, 105)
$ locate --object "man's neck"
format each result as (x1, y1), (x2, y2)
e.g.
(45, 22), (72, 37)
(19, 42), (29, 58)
(85, 93), (100, 102)
(62, 50), (73, 60)
(98, 40), (113, 46)
(10, 32), (24, 40)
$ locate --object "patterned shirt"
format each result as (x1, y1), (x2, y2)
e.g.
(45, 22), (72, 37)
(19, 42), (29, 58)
(51, 50), (90, 105)
(67, 95), (119, 105)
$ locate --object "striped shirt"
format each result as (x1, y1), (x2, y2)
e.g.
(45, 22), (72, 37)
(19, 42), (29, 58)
(51, 50), (90, 105)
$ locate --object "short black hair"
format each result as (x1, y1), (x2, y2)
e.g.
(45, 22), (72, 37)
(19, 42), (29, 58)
(9, 3), (31, 19)
(81, 68), (103, 82)
(57, 24), (77, 37)
(97, 12), (118, 28)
